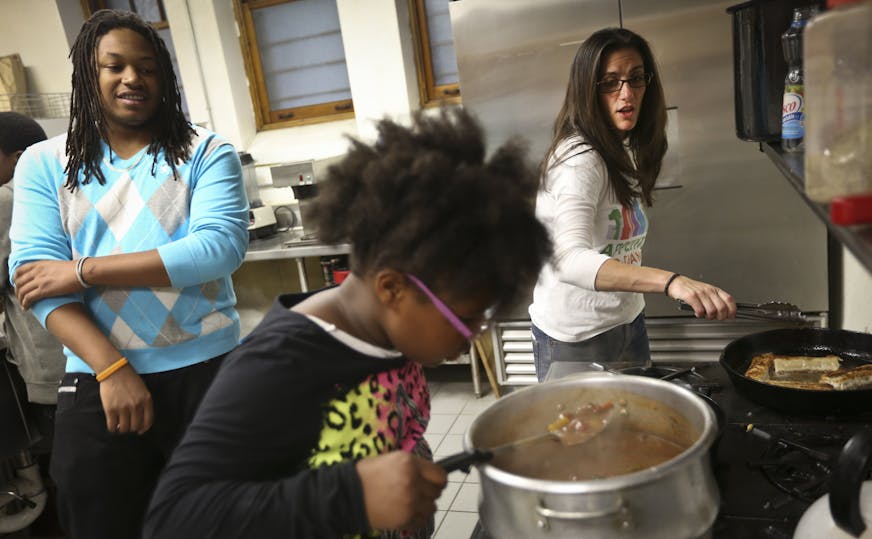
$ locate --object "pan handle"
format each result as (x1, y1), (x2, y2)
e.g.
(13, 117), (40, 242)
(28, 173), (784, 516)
(830, 429), (872, 537)
(436, 449), (493, 473)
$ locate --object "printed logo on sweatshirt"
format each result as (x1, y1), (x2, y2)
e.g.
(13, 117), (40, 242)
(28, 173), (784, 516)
(601, 198), (647, 265)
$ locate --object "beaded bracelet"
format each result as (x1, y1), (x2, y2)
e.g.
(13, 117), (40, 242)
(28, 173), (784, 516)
(664, 273), (681, 296)
(96, 357), (129, 382)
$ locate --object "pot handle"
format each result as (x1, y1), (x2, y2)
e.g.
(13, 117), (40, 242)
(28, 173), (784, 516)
(535, 496), (624, 521)
(830, 428), (872, 537)
(436, 449), (493, 473)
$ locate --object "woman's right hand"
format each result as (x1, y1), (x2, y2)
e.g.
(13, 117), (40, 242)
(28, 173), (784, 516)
(356, 451), (447, 532)
(667, 274), (736, 321)
(99, 366), (154, 435)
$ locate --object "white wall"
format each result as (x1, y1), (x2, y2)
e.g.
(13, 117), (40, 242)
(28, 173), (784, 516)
(162, 0), (213, 131)
(842, 247), (872, 333)
(337, 0), (419, 141)
(0, 0), (77, 94)
(34, 118), (69, 138)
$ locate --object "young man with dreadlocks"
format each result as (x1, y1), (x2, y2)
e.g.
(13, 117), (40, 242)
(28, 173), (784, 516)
(8, 10), (248, 538)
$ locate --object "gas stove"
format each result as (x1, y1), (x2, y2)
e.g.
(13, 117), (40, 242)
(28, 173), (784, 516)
(470, 361), (872, 539)
(691, 361), (870, 538)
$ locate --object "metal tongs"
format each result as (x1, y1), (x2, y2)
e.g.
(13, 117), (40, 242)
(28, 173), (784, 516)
(679, 300), (806, 323)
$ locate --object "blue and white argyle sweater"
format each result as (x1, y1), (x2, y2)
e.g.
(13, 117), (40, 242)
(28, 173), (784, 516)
(9, 126), (249, 375)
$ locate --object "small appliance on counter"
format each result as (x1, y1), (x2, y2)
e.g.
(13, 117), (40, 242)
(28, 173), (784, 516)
(270, 155), (344, 240)
(239, 152), (277, 240)
(291, 183), (318, 240)
(248, 206), (277, 240)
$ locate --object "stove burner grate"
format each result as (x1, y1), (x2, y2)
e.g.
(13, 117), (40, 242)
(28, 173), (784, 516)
(614, 364), (724, 396)
(745, 426), (839, 504)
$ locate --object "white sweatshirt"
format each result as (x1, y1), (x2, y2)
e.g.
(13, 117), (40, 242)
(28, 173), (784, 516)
(529, 136), (648, 342)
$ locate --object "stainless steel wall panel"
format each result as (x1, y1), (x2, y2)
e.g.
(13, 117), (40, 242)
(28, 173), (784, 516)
(450, 0), (620, 158)
(620, 0), (829, 315)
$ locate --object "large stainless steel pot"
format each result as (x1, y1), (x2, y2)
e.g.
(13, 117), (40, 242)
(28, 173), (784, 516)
(466, 373), (719, 539)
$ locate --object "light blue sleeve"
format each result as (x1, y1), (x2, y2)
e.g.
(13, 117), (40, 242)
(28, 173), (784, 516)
(9, 142), (80, 326)
(157, 140), (249, 288)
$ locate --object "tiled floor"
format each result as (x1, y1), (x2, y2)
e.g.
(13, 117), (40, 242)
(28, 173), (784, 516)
(426, 364), (496, 539)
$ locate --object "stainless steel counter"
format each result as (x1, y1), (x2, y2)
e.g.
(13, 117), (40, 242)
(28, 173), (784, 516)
(245, 229), (351, 291)
(245, 229), (484, 393)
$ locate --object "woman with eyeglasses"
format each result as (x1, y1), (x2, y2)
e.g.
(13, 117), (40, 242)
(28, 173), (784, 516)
(529, 27), (736, 381)
(144, 108), (552, 539)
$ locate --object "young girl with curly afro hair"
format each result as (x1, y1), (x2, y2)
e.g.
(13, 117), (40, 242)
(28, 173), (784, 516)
(145, 108), (552, 539)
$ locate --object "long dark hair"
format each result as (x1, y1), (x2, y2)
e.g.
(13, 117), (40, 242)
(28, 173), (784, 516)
(65, 9), (194, 192)
(542, 27), (667, 207)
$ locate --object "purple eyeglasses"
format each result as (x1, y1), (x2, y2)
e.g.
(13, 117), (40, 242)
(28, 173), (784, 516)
(405, 274), (491, 341)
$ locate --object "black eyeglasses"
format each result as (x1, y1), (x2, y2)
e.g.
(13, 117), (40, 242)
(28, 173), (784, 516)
(596, 73), (653, 94)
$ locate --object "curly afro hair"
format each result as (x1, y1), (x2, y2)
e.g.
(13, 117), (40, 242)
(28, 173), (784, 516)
(310, 108), (552, 316)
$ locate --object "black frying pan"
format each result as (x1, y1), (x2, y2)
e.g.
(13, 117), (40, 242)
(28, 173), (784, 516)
(719, 328), (872, 415)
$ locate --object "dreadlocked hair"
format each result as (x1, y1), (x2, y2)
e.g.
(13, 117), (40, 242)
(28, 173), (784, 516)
(310, 108), (553, 317)
(64, 9), (194, 192)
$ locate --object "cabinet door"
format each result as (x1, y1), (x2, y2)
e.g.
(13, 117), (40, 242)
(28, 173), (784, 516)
(450, 0), (619, 159)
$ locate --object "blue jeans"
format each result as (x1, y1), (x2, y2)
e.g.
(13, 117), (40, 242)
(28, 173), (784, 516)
(532, 313), (651, 381)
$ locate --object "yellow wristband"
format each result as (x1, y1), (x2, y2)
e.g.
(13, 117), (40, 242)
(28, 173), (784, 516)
(95, 357), (129, 382)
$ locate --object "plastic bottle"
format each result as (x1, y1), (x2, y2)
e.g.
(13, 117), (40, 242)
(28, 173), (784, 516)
(804, 0), (872, 204)
(781, 6), (818, 152)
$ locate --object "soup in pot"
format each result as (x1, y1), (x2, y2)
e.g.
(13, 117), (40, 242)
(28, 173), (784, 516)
(484, 395), (699, 481)
(490, 428), (690, 481)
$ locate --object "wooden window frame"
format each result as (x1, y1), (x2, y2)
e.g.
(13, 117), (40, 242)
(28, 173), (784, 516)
(233, 0), (355, 130)
(409, 0), (460, 107)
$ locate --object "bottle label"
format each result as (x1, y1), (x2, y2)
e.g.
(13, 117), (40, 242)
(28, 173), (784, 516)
(782, 86), (804, 140)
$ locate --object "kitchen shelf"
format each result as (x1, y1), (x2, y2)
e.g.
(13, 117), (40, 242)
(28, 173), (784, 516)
(760, 142), (872, 274)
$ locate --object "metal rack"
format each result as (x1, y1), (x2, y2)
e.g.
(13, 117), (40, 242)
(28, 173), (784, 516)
(0, 93), (70, 118)
(489, 314), (828, 389)
(761, 142), (872, 274)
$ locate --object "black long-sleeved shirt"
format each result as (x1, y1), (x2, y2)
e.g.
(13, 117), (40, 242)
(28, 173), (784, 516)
(144, 294), (431, 538)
